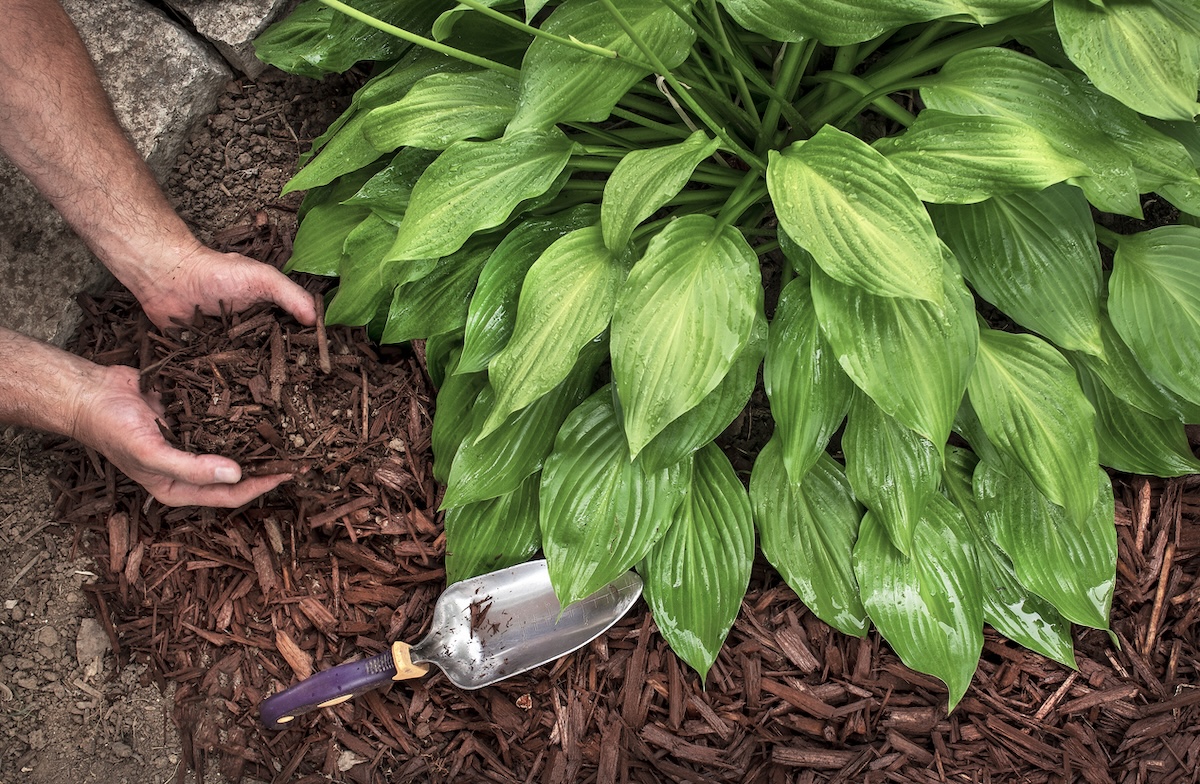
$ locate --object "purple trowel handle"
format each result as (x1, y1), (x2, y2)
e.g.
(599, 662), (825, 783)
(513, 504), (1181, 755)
(260, 650), (397, 730)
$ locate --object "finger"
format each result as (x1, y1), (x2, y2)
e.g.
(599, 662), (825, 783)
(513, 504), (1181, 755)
(152, 474), (292, 508)
(138, 442), (244, 487)
(258, 267), (318, 326)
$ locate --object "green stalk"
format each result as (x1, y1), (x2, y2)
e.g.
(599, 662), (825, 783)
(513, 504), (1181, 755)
(703, 0), (760, 126)
(715, 170), (766, 232)
(807, 72), (917, 127)
(1094, 224), (1122, 251)
(316, 0), (520, 78)
(597, 0), (764, 171)
(453, 0), (649, 65)
(801, 14), (1049, 128)
(757, 39), (814, 152)
(611, 107), (693, 139)
(823, 43), (860, 102)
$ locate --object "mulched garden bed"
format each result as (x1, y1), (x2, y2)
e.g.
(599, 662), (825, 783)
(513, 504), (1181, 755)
(50, 216), (1200, 784)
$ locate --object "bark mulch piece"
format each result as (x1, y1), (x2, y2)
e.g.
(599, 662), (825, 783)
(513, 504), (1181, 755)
(52, 216), (1200, 783)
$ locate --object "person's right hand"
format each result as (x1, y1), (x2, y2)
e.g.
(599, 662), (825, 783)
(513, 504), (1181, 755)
(72, 365), (290, 507)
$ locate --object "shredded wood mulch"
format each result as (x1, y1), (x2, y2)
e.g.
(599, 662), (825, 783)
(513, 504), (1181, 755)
(51, 216), (1200, 784)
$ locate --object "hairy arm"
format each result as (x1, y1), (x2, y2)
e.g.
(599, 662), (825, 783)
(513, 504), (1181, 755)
(0, 327), (289, 506)
(0, 0), (316, 328)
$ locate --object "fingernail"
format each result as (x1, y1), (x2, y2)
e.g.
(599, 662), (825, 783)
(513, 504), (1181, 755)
(215, 466), (240, 484)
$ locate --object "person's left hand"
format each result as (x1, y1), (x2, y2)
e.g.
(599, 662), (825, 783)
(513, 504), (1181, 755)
(128, 241), (318, 330)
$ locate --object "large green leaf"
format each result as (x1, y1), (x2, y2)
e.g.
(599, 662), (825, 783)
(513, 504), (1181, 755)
(458, 205), (600, 374)
(967, 327), (1098, 527)
(363, 70), (519, 151)
(941, 449), (1076, 669)
(751, 440), (868, 637)
(768, 127), (944, 303)
(286, 202), (370, 276)
(386, 129), (575, 261)
(442, 345), (601, 508)
(639, 311), (767, 473)
(929, 184), (1104, 357)
(843, 394), (941, 557)
(381, 237), (495, 343)
(811, 258), (977, 451)
(431, 353), (488, 484)
(875, 110), (1090, 204)
(643, 444), (754, 681)
(923, 47), (1142, 217)
(507, 0), (696, 132)
(974, 459), (1115, 630)
(1068, 307), (1200, 422)
(1076, 364), (1200, 477)
(611, 215), (762, 457)
(445, 472), (542, 584)
(601, 131), (720, 253)
(325, 214), (403, 326)
(717, 0), (1046, 46)
(342, 148), (441, 226)
(763, 277), (853, 482)
(1109, 226), (1200, 406)
(482, 226), (625, 435)
(853, 494), (984, 711)
(1055, 0), (1200, 121)
(540, 388), (690, 607)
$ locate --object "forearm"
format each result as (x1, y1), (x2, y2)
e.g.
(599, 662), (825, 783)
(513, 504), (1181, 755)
(0, 0), (198, 290)
(0, 325), (97, 438)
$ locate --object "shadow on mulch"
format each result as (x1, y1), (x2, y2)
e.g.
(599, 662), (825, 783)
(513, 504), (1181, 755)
(51, 217), (1200, 784)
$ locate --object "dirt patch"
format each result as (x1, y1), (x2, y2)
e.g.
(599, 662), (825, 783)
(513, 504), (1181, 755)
(3, 63), (1200, 784)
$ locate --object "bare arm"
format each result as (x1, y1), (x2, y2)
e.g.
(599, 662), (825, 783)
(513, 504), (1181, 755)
(0, 0), (316, 328)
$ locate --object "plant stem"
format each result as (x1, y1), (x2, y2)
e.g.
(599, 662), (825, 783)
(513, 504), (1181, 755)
(1094, 224), (1122, 250)
(823, 43), (860, 102)
(597, 0), (765, 171)
(453, 0), (650, 66)
(703, 0), (760, 126)
(316, 0), (520, 78)
(715, 170), (766, 232)
(807, 72), (916, 127)
(611, 107), (693, 139)
(757, 39), (814, 152)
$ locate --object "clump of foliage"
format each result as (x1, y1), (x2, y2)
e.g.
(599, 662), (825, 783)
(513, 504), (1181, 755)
(257, 0), (1200, 708)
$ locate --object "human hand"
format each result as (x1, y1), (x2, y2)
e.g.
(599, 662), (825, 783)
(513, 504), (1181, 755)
(73, 365), (290, 507)
(126, 241), (318, 331)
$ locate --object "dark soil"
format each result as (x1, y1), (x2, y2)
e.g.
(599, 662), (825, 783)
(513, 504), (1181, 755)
(44, 68), (1200, 784)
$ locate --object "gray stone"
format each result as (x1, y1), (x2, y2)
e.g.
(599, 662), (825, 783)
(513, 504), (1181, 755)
(0, 0), (230, 345)
(75, 618), (110, 668)
(166, 0), (295, 77)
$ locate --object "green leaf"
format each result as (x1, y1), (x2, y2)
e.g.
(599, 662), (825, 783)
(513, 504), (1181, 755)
(941, 448), (1077, 670)
(1068, 307), (1200, 422)
(363, 70), (519, 152)
(717, 0), (1047, 46)
(639, 311), (767, 473)
(612, 215), (763, 457)
(387, 129), (575, 261)
(643, 444), (754, 681)
(540, 388), (690, 607)
(325, 214), (403, 326)
(843, 394), (941, 557)
(768, 127), (944, 303)
(1076, 363), (1200, 477)
(923, 47), (1142, 217)
(286, 202), (370, 276)
(929, 184), (1104, 357)
(966, 327), (1098, 527)
(432, 0), (511, 41)
(443, 345), (602, 507)
(1055, 0), (1200, 121)
(507, 0), (696, 132)
(974, 459), (1115, 630)
(342, 148), (441, 226)
(601, 131), (720, 253)
(751, 440), (869, 637)
(381, 237), (495, 344)
(445, 472), (542, 584)
(853, 494), (984, 711)
(459, 205), (600, 374)
(764, 277), (853, 482)
(875, 110), (1090, 204)
(431, 352), (488, 484)
(482, 226), (625, 435)
(1109, 226), (1200, 406)
(811, 257), (977, 451)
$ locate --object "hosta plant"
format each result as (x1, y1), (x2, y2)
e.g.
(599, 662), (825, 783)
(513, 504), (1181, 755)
(256, 0), (1200, 709)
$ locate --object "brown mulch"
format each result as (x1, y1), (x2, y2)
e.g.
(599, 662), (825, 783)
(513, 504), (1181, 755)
(51, 217), (1200, 784)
